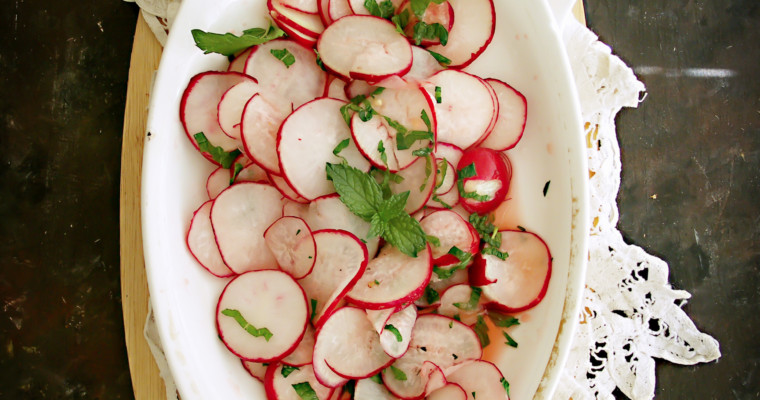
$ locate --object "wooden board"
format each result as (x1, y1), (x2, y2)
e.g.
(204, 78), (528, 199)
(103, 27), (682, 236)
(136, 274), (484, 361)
(119, 3), (586, 399)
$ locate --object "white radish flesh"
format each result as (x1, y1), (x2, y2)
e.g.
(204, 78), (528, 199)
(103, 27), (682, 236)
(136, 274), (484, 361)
(272, 11), (320, 47)
(419, 210), (479, 262)
(264, 216), (316, 279)
(426, 0), (495, 69)
(228, 48), (253, 73)
(388, 155), (436, 214)
(210, 183), (282, 273)
(426, 383), (467, 400)
(216, 270), (308, 361)
(425, 70), (495, 150)
(206, 167), (231, 199)
(317, 15), (413, 81)
(303, 194), (379, 257)
(281, 324), (315, 366)
(444, 360), (509, 400)
(317, 307), (393, 379)
(265, 363), (334, 400)
(355, 377), (400, 400)
(270, 173), (310, 203)
(218, 80), (260, 140)
(366, 307), (396, 334)
(403, 46), (444, 84)
(186, 200), (234, 277)
(279, 0), (319, 15)
(381, 315), (482, 399)
(328, 0), (352, 23)
(241, 93), (289, 174)
(180, 71), (248, 157)
(433, 159), (456, 195)
(324, 76), (349, 101)
(269, 0), (325, 37)
(421, 361), (447, 395)
(277, 98), (370, 200)
(242, 360), (269, 382)
(379, 304), (416, 358)
(347, 245), (432, 309)
(477, 230), (552, 313)
(478, 78), (527, 151)
(232, 155), (270, 184)
(438, 284), (484, 326)
(298, 229), (368, 326)
(245, 38), (326, 109)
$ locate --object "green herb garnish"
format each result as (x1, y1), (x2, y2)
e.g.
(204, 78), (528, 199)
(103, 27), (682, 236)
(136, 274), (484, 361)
(292, 382), (319, 400)
(281, 365), (299, 378)
(427, 50), (451, 66)
(270, 48), (296, 68)
(412, 21), (448, 46)
(452, 287), (482, 311)
(424, 285), (440, 304)
(221, 309), (273, 341)
(192, 24), (284, 56)
(194, 132), (241, 169)
(384, 324), (403, 342)
(363, 0), (396, 18)
(500, 377), (511, 396)
(389, 365), (407, 381)
(490, 312), (520, 328)
(473, 315), (490, 348)
(432, 246), (473, 279)
(435, 86), (442, 103)
(503, 331), (518, 348)
(230, 162), (244, 185)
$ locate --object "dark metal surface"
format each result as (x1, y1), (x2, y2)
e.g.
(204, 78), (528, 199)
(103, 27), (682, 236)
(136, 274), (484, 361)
(0, 0), (757, 399)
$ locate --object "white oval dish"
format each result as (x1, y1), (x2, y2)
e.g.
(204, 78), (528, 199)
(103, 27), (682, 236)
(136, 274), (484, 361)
(142, 0), (588, 399)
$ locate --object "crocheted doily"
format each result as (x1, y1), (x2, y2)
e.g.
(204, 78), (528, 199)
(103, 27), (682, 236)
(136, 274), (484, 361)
(128, 1), (721, 398)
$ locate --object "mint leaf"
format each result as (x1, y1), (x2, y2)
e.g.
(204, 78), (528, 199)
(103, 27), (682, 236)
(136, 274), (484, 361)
(468, 213), (502, 248)
(333, 138), (351, 157)
(503, 331), (518, 348)
(434, 86), (442, 103)
(453, 287), (482, 311)
(412, 21), (448, 46)
(230, 162), (244, 185)
(281, 365), (300, 378)
(368, 213), (387, 238)
(370, 374), (383, 384)
(430, 194), (452, 209)
(424, 285), (440, 304)
(391, 9), (410, 34)
(326, 163), (383, 221)
(500, 377), (511, 396)
(292, 382), (319, 400)
(270, 48), (296, 68)
(384, 213), (427, 257)
(384, 324), (403, 342)
(427, 50), (451, 66)
(221, 309), (273, 341)
(409, 0), (447, 18)
(481, 246), (508, 260)
(389, 365), (407, 381)
(192, 24), (285, 56)
(379, 191), (410, 221)
(490, 312), (520, 328)
(194, 132), (241, 169)
(432, 246), (473, 279)
(474, 315), (490, 348)
(364, 0), (396, 18)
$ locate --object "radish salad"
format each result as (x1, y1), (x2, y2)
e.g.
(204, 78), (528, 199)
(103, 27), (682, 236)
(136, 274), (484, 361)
(181, 0), (551, 398)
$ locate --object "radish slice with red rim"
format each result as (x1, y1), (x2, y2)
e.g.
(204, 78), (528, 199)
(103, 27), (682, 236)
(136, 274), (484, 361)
(425, 0), (495, 69)
(231, 155), (270, 184)
(228, 48), (253, 73)
(421, 361), (447, 395)
(347, 245), (432, 310)
(210, 183), (282, 273)
(281, 324), (315, 367)
(433, 159), (456, 195)
(379, 304), (416, 358)
(271, 11), (320, 47)
(328, 0), (352, 23)
(425, 70), (495, 150)
(242, 360), (269, 382)
(303, 194), (380, 257)
(414, 266), (468, 308)
(269, 173), (310, 204)
(419, 210), (479, 263)
(475, 230), (552, 313)
(279, 0), (319, 15)
(264, 216), (316, 279)
(355, 377), (400, 399)
(388, 155), (437, 214)
(456, 147), (512, 214)
(437, 284), (484, 326)
(317, 15), (413, 82)
(403, 47), (444, 84)
(478, 78), (528, 151)
(244, 38), (326, 109)
(268, 0), (325, 37)
(318, 0), (332, 24)
(277, 98), (370, 200)
(206, 167), (231, 199)
(216, 270), (308, 361)
(397, 0), (454, 46)
(366, 307), (396, 334)
(298, 229), (368, 326)
(218, 80), (260, 140)
(264, 363), (335, 400)
(426, 383), (467, 400)
(381, 314), (482, 399)
(180, 71), (249, 159)
(241, 93), (289, 174)
(316, 307), (393, 379)
(324, 76), (348, 101)
(444, 360), (509, 400)
(186, 200), (234, 277)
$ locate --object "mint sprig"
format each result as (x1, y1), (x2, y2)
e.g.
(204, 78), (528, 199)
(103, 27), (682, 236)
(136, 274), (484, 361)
(192, 24), (285, 56)
(194, 132), (241, 168)
(326, 163), (427, 257)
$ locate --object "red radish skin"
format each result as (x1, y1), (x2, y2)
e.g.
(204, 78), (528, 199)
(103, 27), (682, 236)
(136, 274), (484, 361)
(279, 0), (320, 15)
(186, 200), (235, 278)
(477, 78), (528, 151)
(264, 363), (334, 400)
(217, 80), (260, 140)
(426, 0), (496, 69)
(444, 360), (510, 400)
(268, 0), (325, 37)
(210, 183), (282, 273)
(264, 216), (316, 279)
(456, 147), (512, 214)
(242, 360), (269, 382)
(270, 11), (320, 47)
(206, 167), (230, 199)
(241, 93), (290, 174)
(475, 230), (552, 313)
(216, 270), (308, 362)
(317, 15), (413, 82)
(180, 71), (251, 160)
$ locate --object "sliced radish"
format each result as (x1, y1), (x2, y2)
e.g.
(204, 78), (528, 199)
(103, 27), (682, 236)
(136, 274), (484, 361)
(421, 361), (447, 395)
(366, 307), (396, 334)
(433, 159), (456, 195)
(264, 216), (316, 279)
(355, 377), (400, 400)
(302, 194), (379, 257)
(444, 360), (509, 400)
(277, 98), (370, 200)
(318, 0), (332, 24)
(324, 76), (348, 101)
(427, 383), (467, 400)
(456, 147), (512, 214)
(312, 346), (349, 389)
(216, 270), (308, 361)
(419, 210), (479, 262)
(344, 79), (375, 99)
(244, 38), (326, 109)
(270, 173), (310, 203)
(272, 11), (320, 47)
(397, 0), (454, 46)
(228, 48), (254, 73)
(478, 79), (527, 151)
(282, 324), (315, 366)
(347, 245), (432, 309)
(415, 266), (468, 308)
(347, 0), (404, 15)
(317, 15), (413, 82)
(218, 80), (260, 140)
(426, 143), (463, 208)
(180, 71), (249, 158)
(438, 284), (484, 326)
(206, 167), (231, 199)
(269, 0), (325, 37)
(474, 230), (552, 313)
(425, 70), (495, 150)
(298, 229), (368, 326)
(210, 182), (282, 273)
(242, 360), (269, 382)
(425, 0), (495, 69)
(316, 307), (393, 379)
(379, 304), (416, 358)
(328, 0), (352, 23)
(279, 0), (319, 15)
(264, 363), (334, 400)
(235, 161), (270, 184)
(186, 200), (234, 277)
(241, 93), (290, 174)
(403, 46), (444, 84)
(388, 155), (436, 214)
(381, 315), (482, 399)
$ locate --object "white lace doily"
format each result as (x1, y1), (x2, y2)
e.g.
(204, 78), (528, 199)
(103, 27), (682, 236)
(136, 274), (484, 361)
(127, 1), (721, 399)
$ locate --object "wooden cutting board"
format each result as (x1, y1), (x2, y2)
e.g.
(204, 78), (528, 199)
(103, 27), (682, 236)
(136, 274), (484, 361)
(119, 4), (586, 398)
